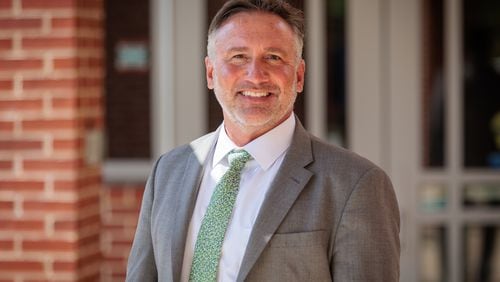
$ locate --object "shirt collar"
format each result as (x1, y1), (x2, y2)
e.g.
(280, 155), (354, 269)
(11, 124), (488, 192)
(213, 113), (296, 171)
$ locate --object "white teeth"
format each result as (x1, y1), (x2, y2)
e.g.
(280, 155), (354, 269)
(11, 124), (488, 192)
(241, 91), (269, 97)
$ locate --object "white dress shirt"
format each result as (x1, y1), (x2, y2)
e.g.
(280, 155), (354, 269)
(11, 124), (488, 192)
(180, 114), (296, 282)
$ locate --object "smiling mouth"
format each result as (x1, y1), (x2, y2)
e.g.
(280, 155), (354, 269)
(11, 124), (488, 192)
(240, 91), (271, 97)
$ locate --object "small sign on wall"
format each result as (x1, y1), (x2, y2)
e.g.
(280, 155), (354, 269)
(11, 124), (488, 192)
(115, 40), (149, 73)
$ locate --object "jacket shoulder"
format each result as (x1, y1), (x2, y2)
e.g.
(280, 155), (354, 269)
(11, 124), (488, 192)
(308, 135), (381, 174)
(157, 131), (217, 165)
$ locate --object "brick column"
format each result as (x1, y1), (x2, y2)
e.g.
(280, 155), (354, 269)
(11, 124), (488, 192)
(101, 185), (144, 281)
(0, 0), (104, 281)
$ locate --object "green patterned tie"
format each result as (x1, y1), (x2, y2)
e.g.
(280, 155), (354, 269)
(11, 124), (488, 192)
(189, 149), (252, 282)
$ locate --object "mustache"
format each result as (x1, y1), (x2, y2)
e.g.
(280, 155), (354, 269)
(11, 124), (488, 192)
(235, 82), (279, 93)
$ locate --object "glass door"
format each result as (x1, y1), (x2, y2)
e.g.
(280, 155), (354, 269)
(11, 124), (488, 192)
(350, 0), (500, 280)
(418, 0), (500, 281)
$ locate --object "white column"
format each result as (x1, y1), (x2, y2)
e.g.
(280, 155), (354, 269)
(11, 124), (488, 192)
(347, 0), (386, 167)
(305, 0), (327, 140)
(151, 0), (176, 158)
(151, 0), (207, 159)
(387, 0), (421, 280)
(445, 0), (463, 281)
(173, 0), (207, 146)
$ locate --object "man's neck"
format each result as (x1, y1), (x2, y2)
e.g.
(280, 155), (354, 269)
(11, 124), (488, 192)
(223, 112), (293, 147)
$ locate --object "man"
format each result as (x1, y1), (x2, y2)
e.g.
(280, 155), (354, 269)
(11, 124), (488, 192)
(126, 0), (400, 281)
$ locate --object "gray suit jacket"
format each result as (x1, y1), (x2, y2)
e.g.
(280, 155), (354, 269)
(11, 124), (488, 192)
(126, 119), (400, 281)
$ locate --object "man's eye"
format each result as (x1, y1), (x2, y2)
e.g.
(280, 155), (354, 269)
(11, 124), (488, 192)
(267, 55), (282, 61)
(232, 54), (246, 60)
(229, 54), (247, 64)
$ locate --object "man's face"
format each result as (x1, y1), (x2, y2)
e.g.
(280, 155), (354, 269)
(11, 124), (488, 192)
(206, 11), (305, 136)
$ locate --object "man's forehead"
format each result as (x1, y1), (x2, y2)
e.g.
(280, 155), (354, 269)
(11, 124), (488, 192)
(222, 46), (289, 55)
(215, 10), (294, 36)
(215, 35), (294, 56)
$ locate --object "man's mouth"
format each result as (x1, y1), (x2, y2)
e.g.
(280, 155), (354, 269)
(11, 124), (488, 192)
(240, 91), (271, 97)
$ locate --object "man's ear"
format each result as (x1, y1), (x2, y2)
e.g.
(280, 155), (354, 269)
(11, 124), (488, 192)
(296, 59), (305, 93)
(205, 56), (214, 89)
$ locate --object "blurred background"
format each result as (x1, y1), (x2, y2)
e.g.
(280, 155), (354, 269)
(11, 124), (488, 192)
(0, 0), (499, 281)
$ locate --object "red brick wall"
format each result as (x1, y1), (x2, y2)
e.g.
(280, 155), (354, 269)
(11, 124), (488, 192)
(0, 0), (104, 280)
(101, 185), (143, 282)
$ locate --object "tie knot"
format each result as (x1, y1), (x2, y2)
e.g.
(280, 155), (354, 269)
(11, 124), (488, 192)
(227, 149), (251, 167)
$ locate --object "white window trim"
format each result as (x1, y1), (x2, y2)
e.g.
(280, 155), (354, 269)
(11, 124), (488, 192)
(103, 161), (153, 183)
(305, 0), (327, 140)
(104, 0), (207, 183)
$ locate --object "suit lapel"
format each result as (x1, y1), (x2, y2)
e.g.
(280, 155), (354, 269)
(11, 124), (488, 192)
(237, 119), (314, 281)
(170, 131), (218, 281)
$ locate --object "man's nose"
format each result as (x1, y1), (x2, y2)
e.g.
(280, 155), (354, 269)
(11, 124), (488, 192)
(245, 59), (269, 83)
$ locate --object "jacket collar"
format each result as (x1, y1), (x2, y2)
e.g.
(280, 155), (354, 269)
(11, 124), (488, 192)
(236, 117), (314, 281)
(170, 128), (220, 281)
(170, 117), (314, 281)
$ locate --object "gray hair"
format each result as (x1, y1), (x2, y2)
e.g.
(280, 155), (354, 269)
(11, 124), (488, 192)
(207, 0), (305, 60)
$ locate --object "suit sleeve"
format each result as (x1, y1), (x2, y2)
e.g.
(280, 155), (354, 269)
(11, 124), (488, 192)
(125, 159), (160, 282)
(332, 167), (400, 281)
